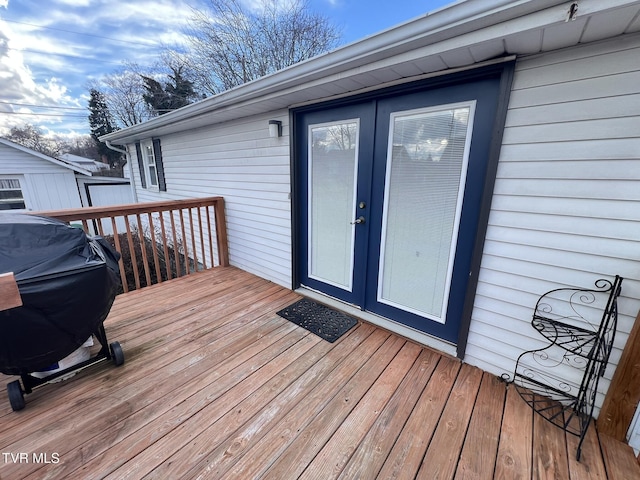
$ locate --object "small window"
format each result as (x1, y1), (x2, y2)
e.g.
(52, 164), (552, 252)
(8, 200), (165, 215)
(142, 141), (159, 188)
(0, 178), (26, 210)
(136, 139), (166, 191)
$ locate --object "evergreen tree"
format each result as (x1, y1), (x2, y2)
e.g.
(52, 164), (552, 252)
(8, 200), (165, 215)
(142, 66), (197, 115)
(88, 89), (122, 171)
(141, 76), (169, 114)
(165, 66), (197, 111)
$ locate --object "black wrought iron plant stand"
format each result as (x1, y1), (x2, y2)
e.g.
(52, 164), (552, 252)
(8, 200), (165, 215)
(504, 275), (623, 460)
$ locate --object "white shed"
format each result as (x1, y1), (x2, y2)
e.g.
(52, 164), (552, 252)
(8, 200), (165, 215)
(102, 0), (640, 437)
(0, 138), (91, 211)
(0, 138), (133, 213)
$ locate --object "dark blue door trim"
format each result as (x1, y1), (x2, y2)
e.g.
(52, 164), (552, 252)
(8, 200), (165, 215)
(292, 62), (515, 352)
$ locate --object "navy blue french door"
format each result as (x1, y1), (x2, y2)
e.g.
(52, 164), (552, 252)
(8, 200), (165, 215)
(295, 101), (375, 307)
(295, 73), (502, 344)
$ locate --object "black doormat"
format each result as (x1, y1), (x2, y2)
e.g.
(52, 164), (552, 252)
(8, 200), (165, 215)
(277, 298), (358, 343)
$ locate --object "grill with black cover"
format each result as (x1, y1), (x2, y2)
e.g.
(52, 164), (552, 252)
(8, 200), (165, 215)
(0, 213), (125, 411)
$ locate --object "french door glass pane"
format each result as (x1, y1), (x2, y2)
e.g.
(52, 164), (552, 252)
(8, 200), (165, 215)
(378, 104), (473, 321)
(308, 120), (359, 290)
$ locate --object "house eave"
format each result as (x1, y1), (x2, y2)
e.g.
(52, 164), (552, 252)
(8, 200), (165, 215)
(100, 0), (640, 144)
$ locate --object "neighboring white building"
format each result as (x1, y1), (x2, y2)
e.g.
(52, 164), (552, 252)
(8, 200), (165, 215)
(0, 138), (91, 211)
(0, 138), (132, 212)
(102, 0), (640, 432)
(58, 153), (109, 173)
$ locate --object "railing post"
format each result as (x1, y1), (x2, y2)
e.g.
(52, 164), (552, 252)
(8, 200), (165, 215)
(598, 308), (640, 440)
(214, 198), (230, 267)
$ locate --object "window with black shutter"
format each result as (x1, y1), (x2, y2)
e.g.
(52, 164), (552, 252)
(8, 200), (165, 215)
(135, 139), (166, 191)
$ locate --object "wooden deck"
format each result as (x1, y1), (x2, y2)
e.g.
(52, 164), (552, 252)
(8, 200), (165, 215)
(1, 267), (638, 479)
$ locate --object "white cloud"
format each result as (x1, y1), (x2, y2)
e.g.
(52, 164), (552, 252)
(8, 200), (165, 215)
(53, 0), (93, 6)
(0, 0), (198, 136)
(0, 19), (87, 135)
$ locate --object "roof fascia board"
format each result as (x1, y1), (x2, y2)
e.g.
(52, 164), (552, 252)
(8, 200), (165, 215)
(0, 138), (92, 176)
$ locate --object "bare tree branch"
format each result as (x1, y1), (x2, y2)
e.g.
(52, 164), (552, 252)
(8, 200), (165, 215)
(89, 64), (155, 128)
(179, 0), (341, 95)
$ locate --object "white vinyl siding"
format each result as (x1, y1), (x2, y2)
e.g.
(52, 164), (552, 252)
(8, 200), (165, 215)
(0, 143), (83, 211)
(127, 112), (292, 287)
(464, 35), (640, 417)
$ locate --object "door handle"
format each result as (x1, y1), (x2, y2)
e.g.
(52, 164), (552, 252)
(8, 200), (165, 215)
(351, 216), (365, 225)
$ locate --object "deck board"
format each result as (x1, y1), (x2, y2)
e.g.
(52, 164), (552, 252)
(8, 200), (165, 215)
(417, 363), (484, 479)
(599, 432), (640, 480)
(377, 355), (462, 480)
(299, 340), (422, 480)
(337, 348), (441, 480)
(224, 325), (383, 480)
(262, 332), (403, 480)
(532, 397), (571, 480)
(1, 266), (638, 480)
(495, 385), (534, 480)
(567, 422), (608, 480)
(454, 372), (506, 480)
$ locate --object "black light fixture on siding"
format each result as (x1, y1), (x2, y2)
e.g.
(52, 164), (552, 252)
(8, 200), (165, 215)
(269, 120), (282, 138)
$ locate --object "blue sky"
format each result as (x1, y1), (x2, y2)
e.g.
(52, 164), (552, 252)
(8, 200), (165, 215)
(0, 0), (453, 138)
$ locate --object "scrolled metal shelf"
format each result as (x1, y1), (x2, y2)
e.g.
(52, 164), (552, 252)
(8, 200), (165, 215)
(530, 278), (619, 359)
(503, 275), (623, 461)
